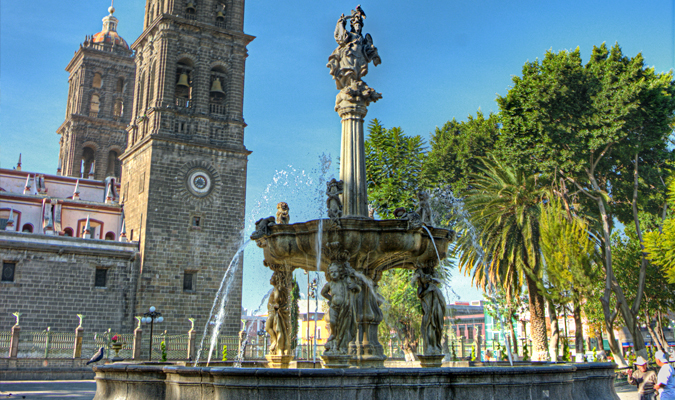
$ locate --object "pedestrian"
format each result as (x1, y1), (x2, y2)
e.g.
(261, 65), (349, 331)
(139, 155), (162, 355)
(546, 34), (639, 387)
(654, 350), (675, 399)
(626, 356), (657, 400)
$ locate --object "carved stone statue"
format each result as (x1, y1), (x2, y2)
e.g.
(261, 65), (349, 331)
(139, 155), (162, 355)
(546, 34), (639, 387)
(321, 261), (361, 355)
(327, 6), (381, 90)
(265, 263), (291, 356)
(416, 191), (433, 226)
(413, 267), (447, 355)
(276, 202), (290, 224)
(251, 216), (276, 240)
(394, 207), (424, 231)
(326, 179), (344, 226)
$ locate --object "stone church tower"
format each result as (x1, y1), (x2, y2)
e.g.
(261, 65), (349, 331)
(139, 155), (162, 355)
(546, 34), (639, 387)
(120, 0), (253, 335)
(57, 5), (135, 180)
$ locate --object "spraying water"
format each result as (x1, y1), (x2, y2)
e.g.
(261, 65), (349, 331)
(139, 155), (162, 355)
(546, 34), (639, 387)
(194, 238), (251, 366)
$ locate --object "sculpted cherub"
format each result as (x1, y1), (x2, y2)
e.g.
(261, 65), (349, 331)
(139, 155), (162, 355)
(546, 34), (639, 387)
(250, 216), (276, 240)
(416, 191), (433, 226)
(321, 262), (361, 354)
(276, 202), (290, 224)
(326, 179), (344, 220)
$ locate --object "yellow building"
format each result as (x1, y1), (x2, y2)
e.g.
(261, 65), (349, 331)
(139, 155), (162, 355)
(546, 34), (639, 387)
(298, 300), (328, 346)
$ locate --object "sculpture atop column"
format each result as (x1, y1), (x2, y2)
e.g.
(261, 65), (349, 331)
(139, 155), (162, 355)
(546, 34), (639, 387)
(276, 202), (290, 224)
(327, 5), (381, 91)
(328, 6), (382, 218)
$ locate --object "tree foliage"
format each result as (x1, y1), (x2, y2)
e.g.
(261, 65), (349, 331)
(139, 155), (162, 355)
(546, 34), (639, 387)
(423, 111), (500, 195)
(454, 157), (549, 359)
(495, 42), (675, 364)
(365, 119), (427, 218)
(645, 181), (675, 282)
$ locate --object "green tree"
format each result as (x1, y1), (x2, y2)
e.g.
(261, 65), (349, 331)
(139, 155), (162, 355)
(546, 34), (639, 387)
(539, 199), (599, 357)
(455, 158), (549, 360)
(645, 180), (675, 281)
(289, 277), (300, 350)
(496, 43), (675, 365)
(378, 268), (421, 361)
(365, 119), (427, 218)
(423, 111), (500, 195)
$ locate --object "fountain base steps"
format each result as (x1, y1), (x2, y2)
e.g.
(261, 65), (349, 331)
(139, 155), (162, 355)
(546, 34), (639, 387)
(92, 362), (620, 400)
(417, 354), (445, 368)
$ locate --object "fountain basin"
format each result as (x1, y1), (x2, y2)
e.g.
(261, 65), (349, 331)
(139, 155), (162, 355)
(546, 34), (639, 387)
(92, 362), (620, 400)
(257, 217), (453, 273)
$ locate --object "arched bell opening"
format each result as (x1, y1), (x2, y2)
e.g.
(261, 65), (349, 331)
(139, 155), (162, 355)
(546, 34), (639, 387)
(209, 66), (226, 115)
(175, 58), (194, 108)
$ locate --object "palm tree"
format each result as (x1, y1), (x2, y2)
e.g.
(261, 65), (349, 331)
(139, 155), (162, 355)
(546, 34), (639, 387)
(455, 158), (549, 360)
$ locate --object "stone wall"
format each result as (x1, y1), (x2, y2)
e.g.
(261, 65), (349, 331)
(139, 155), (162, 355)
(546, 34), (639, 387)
(0, 231), (140, 332)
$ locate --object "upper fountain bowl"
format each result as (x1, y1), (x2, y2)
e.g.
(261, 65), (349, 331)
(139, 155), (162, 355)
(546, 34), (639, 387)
(253, 217), (454, 274)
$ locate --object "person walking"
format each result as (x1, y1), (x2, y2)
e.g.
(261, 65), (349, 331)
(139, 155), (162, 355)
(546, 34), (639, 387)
(655, 350), (675, 399)
(626, 356), (658, 400)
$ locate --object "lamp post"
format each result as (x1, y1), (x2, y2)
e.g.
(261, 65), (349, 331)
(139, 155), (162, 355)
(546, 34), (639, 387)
(142, 306), (163, 361)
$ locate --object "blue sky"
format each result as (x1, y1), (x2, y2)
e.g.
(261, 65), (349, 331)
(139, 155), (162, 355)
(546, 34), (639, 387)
(2, 0), (674, 312)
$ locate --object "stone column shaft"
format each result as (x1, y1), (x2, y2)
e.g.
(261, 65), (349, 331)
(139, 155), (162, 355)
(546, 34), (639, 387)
(9, 325), (20, 358)
(133, 328), (143, 360)
(339, 105), (368, 218)
(187, 329), (196, 361)
(73, 326), (84, 358)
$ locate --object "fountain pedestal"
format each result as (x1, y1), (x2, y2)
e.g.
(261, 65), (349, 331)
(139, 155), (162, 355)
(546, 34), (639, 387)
(320, 354), (352, 369)
(265, 354), (293, 369)
(418, 354), (445, 368)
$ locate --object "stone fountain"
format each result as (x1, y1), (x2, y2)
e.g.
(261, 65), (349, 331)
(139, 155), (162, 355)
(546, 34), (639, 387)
(250, 5), (451, 369)
(91, 7), (620, 400)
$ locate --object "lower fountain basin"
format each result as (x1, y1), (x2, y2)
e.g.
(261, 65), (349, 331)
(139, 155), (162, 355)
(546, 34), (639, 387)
(92, 362), (619, 400)
(257, 217), (453, 273)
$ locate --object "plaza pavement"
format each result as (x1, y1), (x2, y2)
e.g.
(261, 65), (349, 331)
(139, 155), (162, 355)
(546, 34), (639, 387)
(0, 380), (638, 399)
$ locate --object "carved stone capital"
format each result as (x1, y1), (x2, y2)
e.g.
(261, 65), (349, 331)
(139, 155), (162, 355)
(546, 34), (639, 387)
(322, 242), (350, 264)
(335, 81), (382, 116)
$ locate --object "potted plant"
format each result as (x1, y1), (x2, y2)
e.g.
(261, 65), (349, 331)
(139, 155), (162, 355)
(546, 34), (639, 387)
(110, 334), (124, 362)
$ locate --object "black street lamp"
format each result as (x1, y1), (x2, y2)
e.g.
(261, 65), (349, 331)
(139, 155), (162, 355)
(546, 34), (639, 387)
(141, 306), (163, 361)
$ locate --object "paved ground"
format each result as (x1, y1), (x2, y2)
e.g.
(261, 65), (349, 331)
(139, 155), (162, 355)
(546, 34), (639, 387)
(0, 380), (639, 399)
(615, 384), (640, 400)
(0, 381), (96, 399)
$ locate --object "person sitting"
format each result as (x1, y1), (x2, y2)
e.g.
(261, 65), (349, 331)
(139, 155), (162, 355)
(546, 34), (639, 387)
(627, 356), (657, 400)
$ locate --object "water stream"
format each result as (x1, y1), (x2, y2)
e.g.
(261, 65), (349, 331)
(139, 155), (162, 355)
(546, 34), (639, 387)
(194, 238), (251, 366)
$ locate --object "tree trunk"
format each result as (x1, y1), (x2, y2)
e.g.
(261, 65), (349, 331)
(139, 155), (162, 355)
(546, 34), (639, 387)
(656, 311), (669, 352)
(509, 319), (518, 356)
(548, 301), (560, 361)
(587, 171), (636, 366)
(645, 310), (666, 353)
(573, 298), (585, 357)
(526, 275), (549, 361)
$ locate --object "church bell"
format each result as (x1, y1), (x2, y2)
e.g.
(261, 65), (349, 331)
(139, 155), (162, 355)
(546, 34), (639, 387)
(186, 2), (196, 12)
(216, 11), (224, 19)
(176, 73), (190, 88)
(210, 78), (225, 95)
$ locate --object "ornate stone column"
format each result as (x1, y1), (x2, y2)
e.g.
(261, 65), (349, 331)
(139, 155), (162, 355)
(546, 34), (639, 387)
(336, 82), (381, 218)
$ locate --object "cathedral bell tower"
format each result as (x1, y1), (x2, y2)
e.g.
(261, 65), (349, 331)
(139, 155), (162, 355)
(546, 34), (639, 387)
(120, 0), (253, 335)
(57, 5), (135, 181)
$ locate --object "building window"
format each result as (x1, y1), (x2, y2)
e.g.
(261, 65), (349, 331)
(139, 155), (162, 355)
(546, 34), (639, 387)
(183, 272), (194, 291)
(93, 73), (103, 89)
(95, 268), (108, 288)
(63, 227), (73, 236)
(105, 231), (116, 241)
(192, 216), (201, 228)
(22, 224), (34, 233)
(2, 262), (16, 282)
(139, 172), (145, 193)
(116, 77), (124, 93)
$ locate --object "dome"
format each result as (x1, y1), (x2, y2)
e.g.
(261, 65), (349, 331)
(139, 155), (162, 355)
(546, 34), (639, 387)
(91, 8), (129, 49)
(92, 29), (129, 49)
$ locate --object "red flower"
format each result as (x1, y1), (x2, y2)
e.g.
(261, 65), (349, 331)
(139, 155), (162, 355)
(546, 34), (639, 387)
(111, 335), (119, 342)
